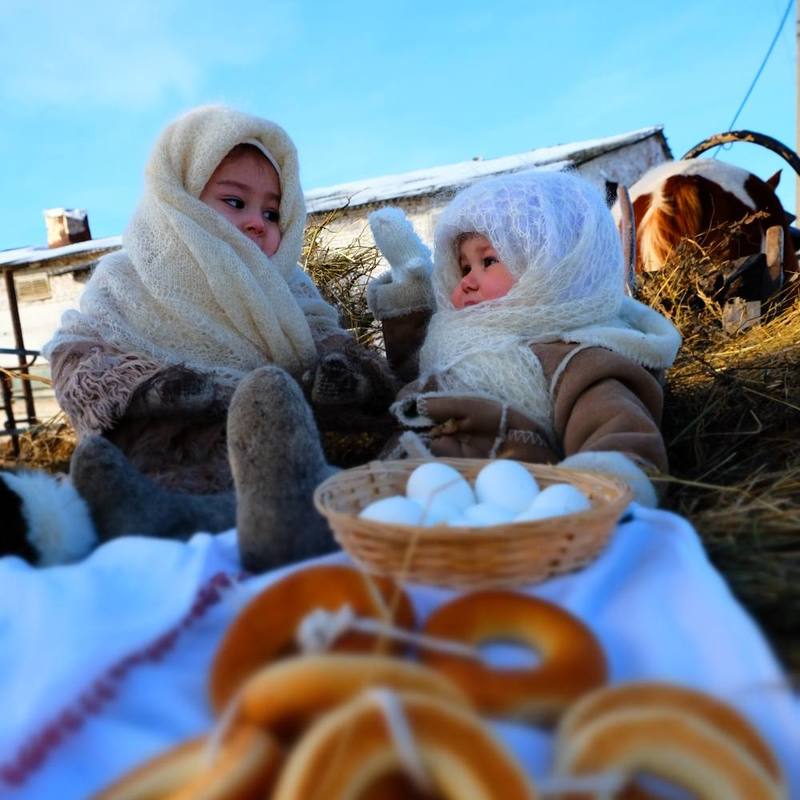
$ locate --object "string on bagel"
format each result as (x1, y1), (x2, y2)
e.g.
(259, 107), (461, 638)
(368, 688), (434, 794)
(92, 725), (282, 800)
(201, 687), (246, 774)
(296, 604), (479, 660)
(208, 564), (415, 712)
(270, 689), (538, 800)
(554, 706), (784, 800)
(418, 590), (607, 723)
(556, 681), (784, 785)
(236, 652), (472, 740)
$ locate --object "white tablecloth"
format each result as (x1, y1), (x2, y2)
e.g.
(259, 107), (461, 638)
(1, 504), (798, 798)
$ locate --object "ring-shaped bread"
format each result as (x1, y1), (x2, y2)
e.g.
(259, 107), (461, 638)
(92, 724), (281, 800)
(271, 689), (537, 800)
(556, 681), (783, 785)
(419, 591), (606, 722)
(237, 652), (471, 739)
(554, 706), (783, 800)
(209, 564), (415, 712)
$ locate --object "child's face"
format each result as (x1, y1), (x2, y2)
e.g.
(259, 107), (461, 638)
(450, 234), (515, 309)
(199, 150), (282, 257)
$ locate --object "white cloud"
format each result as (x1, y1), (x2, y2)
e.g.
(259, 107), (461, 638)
(0, 1), (297, 109)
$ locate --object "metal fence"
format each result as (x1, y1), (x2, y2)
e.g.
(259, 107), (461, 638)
(1, 346), (40, 456)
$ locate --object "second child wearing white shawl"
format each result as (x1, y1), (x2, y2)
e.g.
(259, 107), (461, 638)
(40, 105), (395, 552)
(367, 170), (682, 506)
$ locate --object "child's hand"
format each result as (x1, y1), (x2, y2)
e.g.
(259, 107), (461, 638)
(368, 207), (433, 284)
(420, 394), (558, 462)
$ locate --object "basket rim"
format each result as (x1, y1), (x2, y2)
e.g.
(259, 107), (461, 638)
(313, 457), (633, 537)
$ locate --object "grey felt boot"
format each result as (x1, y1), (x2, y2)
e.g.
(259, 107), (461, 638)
(227, 365), (338, 573)
(70, 436), (236, 541)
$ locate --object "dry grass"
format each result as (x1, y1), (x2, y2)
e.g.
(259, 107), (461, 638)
(302, 210), (384, 349)
(0, 412), (77, 473)
(0, 367), (75, 472)
(638, 239), (800, 675)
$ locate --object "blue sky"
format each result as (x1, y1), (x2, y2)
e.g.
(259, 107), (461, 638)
(1, 0), (796, 249)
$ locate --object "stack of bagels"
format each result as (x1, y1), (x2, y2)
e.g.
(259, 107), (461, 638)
(94, 564), (787, 799)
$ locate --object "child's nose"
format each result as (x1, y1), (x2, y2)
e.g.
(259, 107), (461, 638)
(242, 211), (265, 234)
(460, 272), (478, 290)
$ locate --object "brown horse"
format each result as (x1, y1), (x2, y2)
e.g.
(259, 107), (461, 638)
(613, 158), (798, 288)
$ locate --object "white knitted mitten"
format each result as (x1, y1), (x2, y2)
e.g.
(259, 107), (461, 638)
(368, 207), (433, 283)
(367, 208), (435, 320)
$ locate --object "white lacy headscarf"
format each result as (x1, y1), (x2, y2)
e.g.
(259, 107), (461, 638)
(44, 104), (337, 382)
(418, 169), (681, 432)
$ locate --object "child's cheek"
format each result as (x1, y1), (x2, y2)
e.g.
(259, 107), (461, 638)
(264, 228), (281, 258)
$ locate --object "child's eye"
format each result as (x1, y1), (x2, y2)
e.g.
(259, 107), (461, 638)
(460, 264), (471, 277)
(262, 209), (280, 224)
(483, 256), (498, 268)
(223, 197), (244, 210)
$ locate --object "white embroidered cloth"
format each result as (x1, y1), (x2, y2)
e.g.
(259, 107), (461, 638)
(1, 506), (798, 798)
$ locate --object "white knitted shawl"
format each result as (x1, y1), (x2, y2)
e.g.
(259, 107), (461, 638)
(44, 105), (339, 383)
(417, 170), (681, 435)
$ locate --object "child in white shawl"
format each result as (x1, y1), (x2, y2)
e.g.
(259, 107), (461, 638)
(366, 169), (682, 506)
(39, 105), (395, 561)
(226, 169), (682, 573)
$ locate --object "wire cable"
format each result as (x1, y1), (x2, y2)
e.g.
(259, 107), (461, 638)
(713, 0), (793, 156)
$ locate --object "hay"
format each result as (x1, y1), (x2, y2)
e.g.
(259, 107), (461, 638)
(302, 210), (384, 349)
(0, 412), (77, 473)
(639, 240), (800, 676)
(302, 212), (396, 465)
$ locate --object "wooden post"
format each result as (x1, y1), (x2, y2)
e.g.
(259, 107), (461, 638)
(3, 269), (38, 425)
(764, 225), (785, 297)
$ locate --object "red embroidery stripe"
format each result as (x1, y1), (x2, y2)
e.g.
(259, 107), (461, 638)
(0, 570), (247, 789)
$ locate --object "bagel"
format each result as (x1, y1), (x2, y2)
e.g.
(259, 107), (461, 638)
(92, 725), (281, 800)
(237, 652), (471, 739)
(419, 591), (606, 722)
(557, 681), (783, 785)
(554, 706), (783, 800)
(209, 564), (415, 712)
(271, 689), (538, 800)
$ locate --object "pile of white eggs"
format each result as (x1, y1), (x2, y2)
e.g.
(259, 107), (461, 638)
(359, 460), (591, 528)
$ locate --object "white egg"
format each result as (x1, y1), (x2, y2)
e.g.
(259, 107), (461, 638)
(474, 460), (540, 513)
(514, 504), (560, 523)
(406, 463), (475, 512)
(462, 503), (517, 527)
(419, 499), (460, 526)
(521, 483), (591, 519)
(359, 495), (424, 525)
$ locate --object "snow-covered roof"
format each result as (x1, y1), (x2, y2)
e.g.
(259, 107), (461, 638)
(0, 235), (122, 270)
(305, 126), (666, 213)
(2, 126), (666, 268)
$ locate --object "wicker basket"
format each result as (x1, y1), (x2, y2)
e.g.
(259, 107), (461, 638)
(314, 458), (633, 590)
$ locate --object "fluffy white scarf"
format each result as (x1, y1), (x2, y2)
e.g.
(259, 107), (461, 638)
(418, 170), (681, 433)
(44, 105), (338, 382)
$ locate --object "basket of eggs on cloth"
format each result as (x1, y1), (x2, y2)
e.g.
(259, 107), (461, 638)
(94, 563), (788, 800)
(313, 458), (633, 590)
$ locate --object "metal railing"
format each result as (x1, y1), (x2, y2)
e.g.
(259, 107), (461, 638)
(1, 346), (40, 456)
